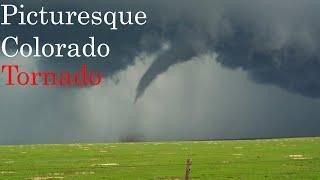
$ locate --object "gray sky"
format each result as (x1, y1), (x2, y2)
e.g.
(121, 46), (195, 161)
(1, 0), (320, 144)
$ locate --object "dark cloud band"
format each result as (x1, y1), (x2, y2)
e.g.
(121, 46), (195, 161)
(1, 0), (320, 99)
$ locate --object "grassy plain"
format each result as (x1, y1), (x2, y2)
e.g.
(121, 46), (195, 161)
(0, 137), (320, 179)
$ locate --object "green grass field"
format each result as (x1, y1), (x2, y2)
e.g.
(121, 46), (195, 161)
(0, 137), (320, 179)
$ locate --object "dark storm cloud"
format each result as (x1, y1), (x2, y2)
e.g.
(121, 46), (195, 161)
(136, 0), (320, 99)
(2, 0), (320, 99)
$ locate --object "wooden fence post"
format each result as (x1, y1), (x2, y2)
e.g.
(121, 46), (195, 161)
(185, 158), (192, 180)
